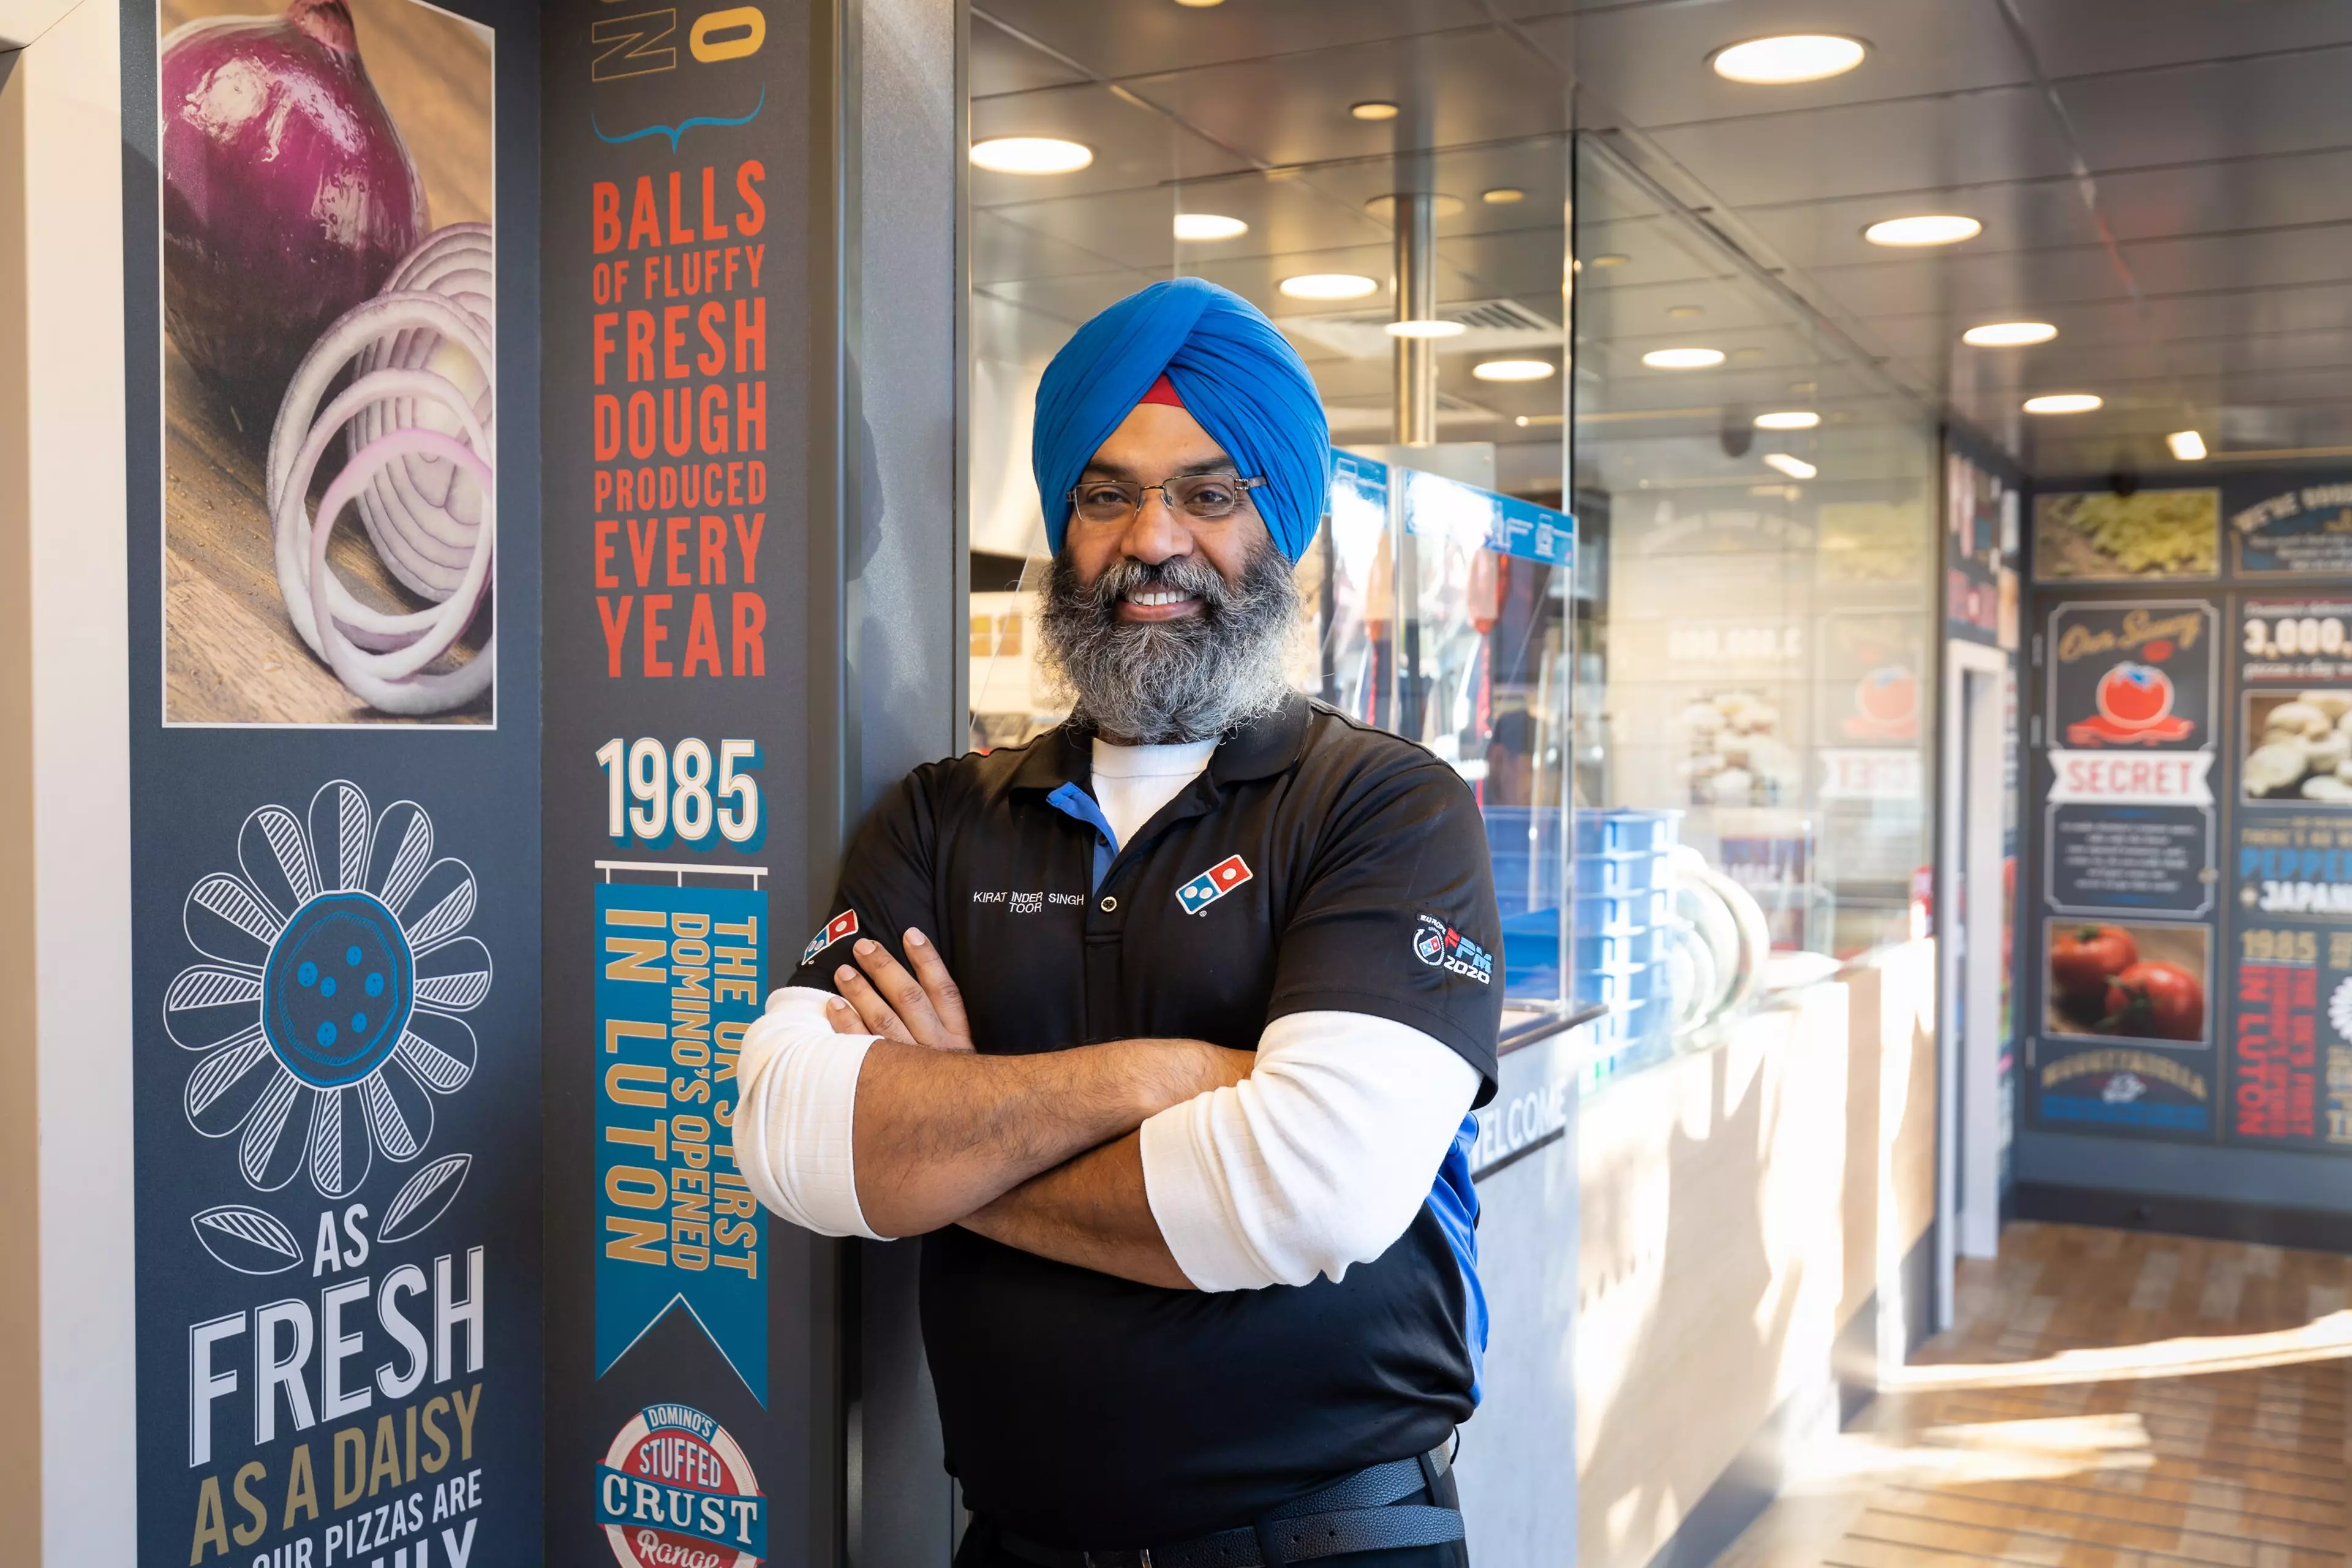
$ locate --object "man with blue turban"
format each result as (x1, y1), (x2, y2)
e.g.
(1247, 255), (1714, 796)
(734, 279), (1502, 1567)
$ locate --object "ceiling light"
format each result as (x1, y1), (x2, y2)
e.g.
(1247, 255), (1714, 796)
(1473, 359), (1555, 382)
(1588, 253), (1629, 268)
(1172, 212), (1247, 241)
(1762, 453), (1817, 479)
(1754, 410), (1820, 430)
(1962, 320), (2057, 347)
(2166, 429), (2208, 461)
(2023, 393), (2101, 415)
(1482, 187), (1525, 205)
(1711, 34), (1867, 85)
(1863, 214), (1982, 247)
(1386, 318), (1466, 339)
(1351, 100), (1400, 121)
(1278, 273), (1379, 301)
(969, 137), (1093, 175)
(1667, 304), (1703, 319)
(1172, 0), (1223, 7)
(1642, 347), (1725, 369)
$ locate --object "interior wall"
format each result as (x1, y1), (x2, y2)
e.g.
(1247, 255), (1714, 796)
(0, 0), (135, 1558)
(0, 38), (39, 1554)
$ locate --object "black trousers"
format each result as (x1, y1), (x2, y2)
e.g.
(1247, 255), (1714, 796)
(954, 1468), (1470, 1568)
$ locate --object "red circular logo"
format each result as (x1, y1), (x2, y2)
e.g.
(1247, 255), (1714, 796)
(600, 1404), (765, 1568)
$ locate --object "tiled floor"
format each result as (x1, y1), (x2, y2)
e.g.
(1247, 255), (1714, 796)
(1718, 1222), (2351, 1568)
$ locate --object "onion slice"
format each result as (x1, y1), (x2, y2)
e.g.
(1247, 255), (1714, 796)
(266, 223), (496, 717)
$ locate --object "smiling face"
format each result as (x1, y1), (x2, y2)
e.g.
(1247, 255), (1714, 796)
(1038, 402), (1302, 745)
(1063, 402), (1270, 614)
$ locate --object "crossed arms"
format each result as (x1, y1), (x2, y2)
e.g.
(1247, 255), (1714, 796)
(729, 930), (1480, 1292)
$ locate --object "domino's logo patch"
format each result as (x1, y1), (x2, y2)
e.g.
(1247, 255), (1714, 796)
(1413, 914), (1493, 985)
(802, 910), (859, 967)
(1174, 854), (1253, 916)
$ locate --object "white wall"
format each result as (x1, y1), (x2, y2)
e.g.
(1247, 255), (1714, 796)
(0, 0), (137, 1558)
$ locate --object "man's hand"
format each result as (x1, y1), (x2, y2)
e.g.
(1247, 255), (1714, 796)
(821, 930), (1251, 1240)
(827, 930), (973, 1050)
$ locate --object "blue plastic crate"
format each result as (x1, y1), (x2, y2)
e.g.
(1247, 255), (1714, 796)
(1574, 850), (1668, 897)
(1574, 925), (1663, 971)
(1574, 808), (1682, 859)
(1575, 962), (1666, 1010)
(1575, 888), (1671, 934)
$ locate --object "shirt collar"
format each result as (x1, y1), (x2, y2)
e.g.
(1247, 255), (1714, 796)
(1006, 692), (1311, 794)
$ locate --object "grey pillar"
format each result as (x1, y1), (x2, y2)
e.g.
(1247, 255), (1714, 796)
(837, 0), (962, 1561)
(1392, 190), (1436, 446)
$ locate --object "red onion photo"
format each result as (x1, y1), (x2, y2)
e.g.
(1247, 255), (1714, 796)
(160, 0), (427, 432)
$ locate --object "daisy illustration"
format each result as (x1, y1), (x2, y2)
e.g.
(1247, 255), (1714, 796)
(168, 780), (491, 1199)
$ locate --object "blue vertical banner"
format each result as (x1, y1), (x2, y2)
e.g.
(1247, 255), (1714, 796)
(594, 884), (769, 1401)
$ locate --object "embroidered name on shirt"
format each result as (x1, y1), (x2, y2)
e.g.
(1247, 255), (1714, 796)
(1413, 914), (1493, 984)
(971, 890), (1085, 911)
(801, 910), (859, 966)
(1175, 854), (1253, 916)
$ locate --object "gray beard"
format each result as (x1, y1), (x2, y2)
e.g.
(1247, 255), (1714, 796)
(1037, 543), (1300, 745)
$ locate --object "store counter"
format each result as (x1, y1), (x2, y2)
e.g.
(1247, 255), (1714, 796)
(1453, 942), (1939, 1568)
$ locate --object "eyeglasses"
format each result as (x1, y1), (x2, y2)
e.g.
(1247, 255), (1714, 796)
(1065, 473), (1267, 524)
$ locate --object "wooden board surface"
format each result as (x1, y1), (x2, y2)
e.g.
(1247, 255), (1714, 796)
(1719, 1222), (2350, 1568)
(158, 0), (492, 725)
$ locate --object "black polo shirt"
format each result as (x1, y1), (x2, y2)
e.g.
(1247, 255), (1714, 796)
(788, 693), (1503, 1544)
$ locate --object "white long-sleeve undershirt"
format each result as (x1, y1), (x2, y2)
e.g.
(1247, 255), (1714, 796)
(725, 736), (1482, 1287)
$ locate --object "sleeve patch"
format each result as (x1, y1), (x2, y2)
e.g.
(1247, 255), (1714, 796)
(1412, 914), (1493, 984)
(801, 910), (860, 967)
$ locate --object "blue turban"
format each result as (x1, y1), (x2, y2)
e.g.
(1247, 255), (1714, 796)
(1033, 277), (1332, 564)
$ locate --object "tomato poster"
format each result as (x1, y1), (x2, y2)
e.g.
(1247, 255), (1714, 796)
(2028, 599), (2223, 1140)
(2040, 601), (2219, 918)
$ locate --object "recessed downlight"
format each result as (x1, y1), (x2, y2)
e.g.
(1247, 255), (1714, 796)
(1863, 214), (1982, 247)
(1754, 410), (1820, 430)
(1482, 187), (1525, 205)
(969, 137), (1093, 175)
(2166, 429), (2208, 461)
(2023, 393), (2101, 415)
(1762, 453), (1818, 480)
(1173, 0), (1223, 7)
(1962, 320), (2057, 347)
(1588, 253), (1629, 268)
(1711, 34), (1867, 85)
(1642, 347), (1725, 369)
(1386, 318), (1466, 339)
(1278, 273), (1379, 301)
(1472, 359), (1555, 382)
(1351, 100), (1400, 121)
(1666, 304), (1703, 319)
(1172, 213), (1248, 241)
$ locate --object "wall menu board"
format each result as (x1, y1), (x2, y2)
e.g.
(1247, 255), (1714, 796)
(2029, 599), (2222, 1138)
(2225, 598), (2352, 1152)
(2230, 478), (2352, 578)
(543, 3), (823, 1566)
(2022, 475), (2352, 1154)
(129, 0), (543, 1559)
(2041, 601), (2218, 919)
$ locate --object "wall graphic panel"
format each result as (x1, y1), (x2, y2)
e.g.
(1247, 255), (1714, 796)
(542, 1), (824, 1563)
(2027, 598), (2222, 1141)
(127, 0), (544, 1558)
(2225, 595), (2352, 1152)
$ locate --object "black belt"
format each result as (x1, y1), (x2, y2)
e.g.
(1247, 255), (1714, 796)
(990, 1438), (1462, 1568)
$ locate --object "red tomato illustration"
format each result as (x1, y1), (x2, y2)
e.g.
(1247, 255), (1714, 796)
(2100, 960), (2204, 1041)
(2096, 663), (2174, 730)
